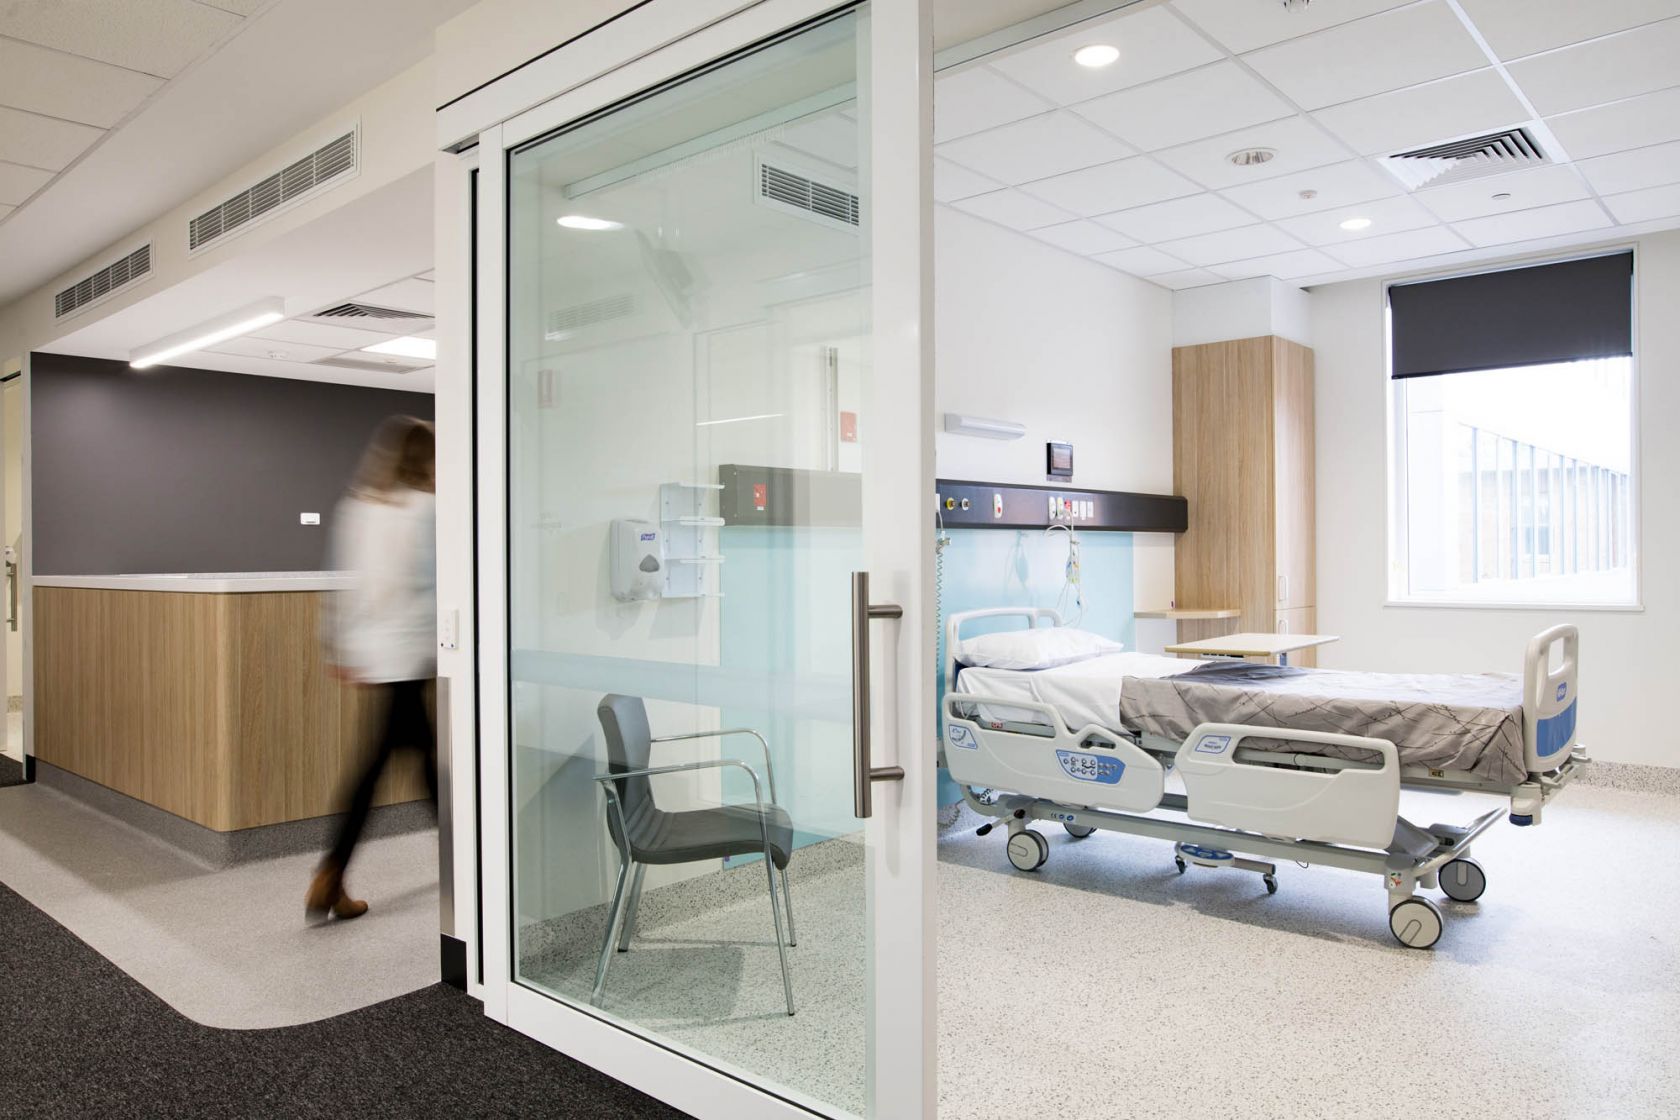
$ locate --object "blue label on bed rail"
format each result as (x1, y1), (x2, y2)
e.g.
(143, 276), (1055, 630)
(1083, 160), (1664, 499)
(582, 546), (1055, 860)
(1194, 734), (1232, 755)
(947, 724), (978, 750)
(1055, 750), (1123, 784)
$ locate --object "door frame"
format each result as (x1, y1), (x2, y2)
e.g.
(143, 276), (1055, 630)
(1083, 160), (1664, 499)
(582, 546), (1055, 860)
(433, 2), (936, 1117)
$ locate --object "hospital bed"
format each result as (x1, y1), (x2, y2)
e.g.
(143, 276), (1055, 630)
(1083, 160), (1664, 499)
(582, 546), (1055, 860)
(940, 608), (1588, 948)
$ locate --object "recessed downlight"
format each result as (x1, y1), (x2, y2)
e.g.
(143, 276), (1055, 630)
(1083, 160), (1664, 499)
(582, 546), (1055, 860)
(1073, 43), (1120, 68)
(1227, 148), (1276, 167)
(1338, 217), (1373, 232)
(557, 214), (623, 231)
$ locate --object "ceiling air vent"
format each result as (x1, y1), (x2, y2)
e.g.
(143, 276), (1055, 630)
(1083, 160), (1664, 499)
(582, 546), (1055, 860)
(756, 159), (860, 231)
(54, 243), (152, 319)
(189, 130), (357, 252)
(1379, 126), (1549, 191)
(307, 301), (430, 324)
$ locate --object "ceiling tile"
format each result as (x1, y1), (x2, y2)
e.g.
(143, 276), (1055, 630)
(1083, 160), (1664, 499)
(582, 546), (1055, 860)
(204, 337), (346, 363)
(1314, 69), (1531, 157)
(948, 188), (1075, 231)
(1451, 199), (1614, 246)
(1091, 245), (1192, 277)
(933, 156), (1002, 203)
(1274, 195), (1441, 246)
(0, 161), (53, 206)
(358, 277), (437, 315)
(0, 205), (13, 222)
(1093, 192), (1256, 242)
(1217, 159), (1399, 220)
(936, 111), (1131, 185)
(250, 320), (398, 351)
(1147, 267), (1228, 290)
(0, 38), (164, 128)
(1019, 156), (1200, 217)
(1156, 223), (1307, 267)
(933, 65), (1053, 143)
(1322, 225), (1471, 267)
(1241, 2), (1488, 111)
(1546, 87), (1680, 162)
(1170, 0), (1413, 54)
(1602, 182), (1680, 224)
(1457, 0), (1680, 61)
(775, 117), (857, 170)
(0, 0), (244, 79)
(1071, 62), (1293, 153)
(0, 108), (103, 173)
(197, 0), (270, 14)
(1414, 163), (1592, 222)
(1505, 17), (1680, 117)
(1208, 248), (1343, 281)
(1029, 219), (1135, 256)
(1154, 117), (1355, 190)
(986, 5), (1221, 107)
(1577, 140), (1680, 196)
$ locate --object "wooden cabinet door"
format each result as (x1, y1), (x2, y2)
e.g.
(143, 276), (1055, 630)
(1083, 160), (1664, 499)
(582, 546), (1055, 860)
(1275, 606), (1318, 667)
(1271, 337), (1315, 609)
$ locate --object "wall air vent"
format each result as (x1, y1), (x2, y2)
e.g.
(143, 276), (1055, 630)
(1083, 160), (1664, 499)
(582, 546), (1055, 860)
(546, 293), (636, 340)
(755, 158), (860, 231)
(1379, 126), (1549, 191)
(188, 129), (358, 252)
(54, 244), (152, 319)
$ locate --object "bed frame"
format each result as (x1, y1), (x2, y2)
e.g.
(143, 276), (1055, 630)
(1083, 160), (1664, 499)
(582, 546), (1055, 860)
(940, 609), (1588, 949)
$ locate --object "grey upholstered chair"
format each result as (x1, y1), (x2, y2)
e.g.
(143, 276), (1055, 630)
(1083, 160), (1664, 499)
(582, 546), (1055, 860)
(592, 694), (797, 1015)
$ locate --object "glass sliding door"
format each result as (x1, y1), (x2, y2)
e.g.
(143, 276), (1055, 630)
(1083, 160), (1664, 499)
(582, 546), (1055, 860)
(479, 5), (935, 1116)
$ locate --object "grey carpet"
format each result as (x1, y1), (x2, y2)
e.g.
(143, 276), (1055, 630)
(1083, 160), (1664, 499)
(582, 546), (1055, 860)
(0, 881), (689, 1119)
(0, 754), (23, 788)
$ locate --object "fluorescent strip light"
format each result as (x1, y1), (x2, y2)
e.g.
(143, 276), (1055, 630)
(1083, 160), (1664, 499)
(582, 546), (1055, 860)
(129, 297), (286, 369)
(695, 412), (783, 427)
(557, 214), (623, 231)
(361, 335), (438, 361)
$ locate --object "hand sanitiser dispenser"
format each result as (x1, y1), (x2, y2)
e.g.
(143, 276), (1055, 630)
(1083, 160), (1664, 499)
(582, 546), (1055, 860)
(611, 519), (664, 601)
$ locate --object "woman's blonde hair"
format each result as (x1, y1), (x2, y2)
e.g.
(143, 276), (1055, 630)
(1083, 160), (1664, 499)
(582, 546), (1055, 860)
(349, 415), (435, 502)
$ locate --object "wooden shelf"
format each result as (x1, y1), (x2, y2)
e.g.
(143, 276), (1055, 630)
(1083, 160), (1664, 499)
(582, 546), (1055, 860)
(1134, 607), (1241, 620)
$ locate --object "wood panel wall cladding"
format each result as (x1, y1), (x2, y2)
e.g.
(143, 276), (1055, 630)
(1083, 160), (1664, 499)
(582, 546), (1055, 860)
(1172, 335), (1317, 666)
(34, 588), (428, 831)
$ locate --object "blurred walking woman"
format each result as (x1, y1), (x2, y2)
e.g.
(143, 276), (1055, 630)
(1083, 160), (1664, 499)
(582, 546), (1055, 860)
(307, 415), (437, 921)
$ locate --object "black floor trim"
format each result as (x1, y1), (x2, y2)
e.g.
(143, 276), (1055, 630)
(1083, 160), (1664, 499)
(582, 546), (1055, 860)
(0, 881), (689, 1119)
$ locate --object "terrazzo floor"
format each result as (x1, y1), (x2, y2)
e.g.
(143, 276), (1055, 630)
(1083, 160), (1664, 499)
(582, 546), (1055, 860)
(517, 782), (1678, 1119)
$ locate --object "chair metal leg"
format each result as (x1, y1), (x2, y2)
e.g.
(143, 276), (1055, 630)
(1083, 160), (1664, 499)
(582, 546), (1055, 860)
(591, 858), (632, 1006)
(763, 855), (795, 1016)
(779, 866), (797, 947)
(617, 863), (647, 953)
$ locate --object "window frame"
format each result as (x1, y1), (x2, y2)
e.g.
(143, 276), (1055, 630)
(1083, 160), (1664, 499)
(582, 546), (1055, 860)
(1384, 247), (1643, 612)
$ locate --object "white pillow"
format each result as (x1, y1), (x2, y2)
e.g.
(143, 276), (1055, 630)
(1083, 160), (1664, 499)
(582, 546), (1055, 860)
(956, 626), (1122, 671)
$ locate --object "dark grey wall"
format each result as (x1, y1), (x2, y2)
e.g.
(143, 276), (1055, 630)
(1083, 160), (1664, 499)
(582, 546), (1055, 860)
(31, 352), (434, 575)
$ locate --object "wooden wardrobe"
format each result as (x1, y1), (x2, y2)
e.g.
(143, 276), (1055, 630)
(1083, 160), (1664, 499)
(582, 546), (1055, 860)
(1171, 335), (1317, 664)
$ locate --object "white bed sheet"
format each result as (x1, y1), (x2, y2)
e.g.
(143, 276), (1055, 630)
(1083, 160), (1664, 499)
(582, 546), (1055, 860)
(953, 652), (1199, 731)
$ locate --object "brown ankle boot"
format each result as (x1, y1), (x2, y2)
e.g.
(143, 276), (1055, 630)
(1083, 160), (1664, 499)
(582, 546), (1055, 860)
(306, 863), (369, 921)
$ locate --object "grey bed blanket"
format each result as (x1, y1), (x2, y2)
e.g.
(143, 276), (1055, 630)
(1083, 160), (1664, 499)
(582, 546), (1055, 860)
(1118, 662), (1528, 785)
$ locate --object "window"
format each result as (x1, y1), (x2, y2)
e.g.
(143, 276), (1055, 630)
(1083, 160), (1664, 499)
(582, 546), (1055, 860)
(1389, 253), (1637, 607)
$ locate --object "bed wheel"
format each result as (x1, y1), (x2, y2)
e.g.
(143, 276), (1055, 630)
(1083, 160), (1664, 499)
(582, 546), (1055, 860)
(1439, 858), (1487, 903)
(1006, 829), (1050, 872)
(1388, 897), (1444, 950)
(1174, 855), (1187, 875)
(1263, 874), (1278, 895)
(1063, 822), (1095, 840)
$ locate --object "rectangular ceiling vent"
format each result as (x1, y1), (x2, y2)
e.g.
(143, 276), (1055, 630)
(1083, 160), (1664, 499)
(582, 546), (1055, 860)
(1379, 126), (1549, 191)
(755, 159), (860, 231)
(189, 129), (357, 252)
(306, 301), (429, 324)
(54, 244), (152, 319)
(546, 293), (636, 340)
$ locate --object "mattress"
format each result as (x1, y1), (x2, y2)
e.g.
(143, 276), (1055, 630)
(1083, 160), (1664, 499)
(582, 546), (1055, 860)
(952, 652), (1201, 731)
(1118, 662), (1528, 785)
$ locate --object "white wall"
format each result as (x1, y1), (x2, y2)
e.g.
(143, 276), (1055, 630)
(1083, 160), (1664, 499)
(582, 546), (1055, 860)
(933, 207), (1176, 647)
(1311, 230), (1680, 768)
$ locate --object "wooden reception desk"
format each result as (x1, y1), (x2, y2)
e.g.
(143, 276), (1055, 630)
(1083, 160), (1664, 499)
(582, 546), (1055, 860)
(32, 574), (430, 833)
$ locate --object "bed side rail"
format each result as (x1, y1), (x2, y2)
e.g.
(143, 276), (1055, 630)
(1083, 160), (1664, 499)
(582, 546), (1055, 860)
(1522, 624), (1579, 774)
(944, 606), (1064, 691)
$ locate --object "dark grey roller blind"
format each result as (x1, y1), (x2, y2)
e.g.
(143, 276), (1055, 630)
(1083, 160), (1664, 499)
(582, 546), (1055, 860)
(1390, 251), (1633, 379)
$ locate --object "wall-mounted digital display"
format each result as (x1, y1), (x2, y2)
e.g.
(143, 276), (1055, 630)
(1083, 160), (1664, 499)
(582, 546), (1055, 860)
(1047, 441), (1074, 480)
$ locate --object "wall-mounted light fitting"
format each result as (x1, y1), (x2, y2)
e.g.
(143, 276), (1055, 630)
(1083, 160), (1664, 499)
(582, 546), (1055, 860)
(944, 413), (1027, 440)
(129, 297), (285, 369)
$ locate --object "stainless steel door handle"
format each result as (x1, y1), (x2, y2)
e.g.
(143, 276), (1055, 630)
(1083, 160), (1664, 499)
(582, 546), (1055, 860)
(851, 570), (904, 818)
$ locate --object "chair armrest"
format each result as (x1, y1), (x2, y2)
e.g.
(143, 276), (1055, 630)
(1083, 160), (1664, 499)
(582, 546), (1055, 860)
(650, 728), (779, 802)
(595, 757), (768, 812)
